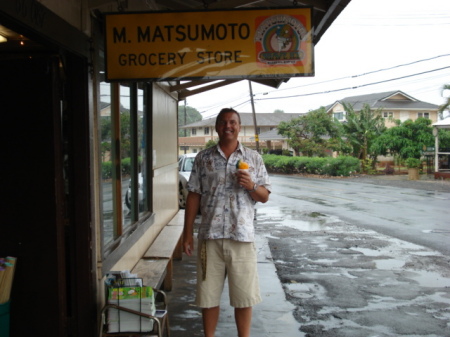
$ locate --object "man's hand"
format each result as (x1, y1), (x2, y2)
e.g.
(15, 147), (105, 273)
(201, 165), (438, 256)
(183, 234), (194, 256)
(235, 170), (269, 203)
(183, 191), (201, 257)
(235, 169), (253, 191)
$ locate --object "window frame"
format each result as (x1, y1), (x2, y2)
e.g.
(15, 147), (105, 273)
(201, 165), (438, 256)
(418, 112), (430, 119)
(97, 84), (154, 273)
(334, 111), (344, 121)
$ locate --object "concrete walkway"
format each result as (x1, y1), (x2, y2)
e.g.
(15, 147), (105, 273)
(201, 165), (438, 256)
(167, 233), (301, 337)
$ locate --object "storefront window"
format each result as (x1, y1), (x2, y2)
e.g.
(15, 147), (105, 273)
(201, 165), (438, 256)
(94, 19), (153, 271)
(120, 84), (132, 229)
(99, 80), (151, 250)
(100, 80), (114, 244)
(137, 85), (148, 218)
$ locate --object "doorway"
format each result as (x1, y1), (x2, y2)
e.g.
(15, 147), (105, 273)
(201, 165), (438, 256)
(0, 26), (94, 337)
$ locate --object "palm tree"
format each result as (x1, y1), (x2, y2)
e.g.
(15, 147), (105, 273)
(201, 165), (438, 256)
(438, 84), (450, 119)
(341, 102), (386, 163)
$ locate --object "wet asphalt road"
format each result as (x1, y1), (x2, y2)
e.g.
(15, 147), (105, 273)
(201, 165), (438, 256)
(266, 174), (450, 256)
(259, 174), (450, 336)
(168, 174), (450, 336)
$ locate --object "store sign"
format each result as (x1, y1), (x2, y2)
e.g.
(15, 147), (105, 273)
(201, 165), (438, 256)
(105, 8), (313, 81)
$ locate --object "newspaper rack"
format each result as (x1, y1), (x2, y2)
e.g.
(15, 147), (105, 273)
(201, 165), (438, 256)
(99, 278), (169, 337)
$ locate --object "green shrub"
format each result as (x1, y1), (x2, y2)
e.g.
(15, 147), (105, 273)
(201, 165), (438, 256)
(262, 155), (361, 176)
(273, 156), (298, 173)
(293, 156), (309, 173)
(102, 161), (112, 179)
(324, 156), (361, 176)
(261, 154), (279, 171)
(305, 157), (327, 175)
(122, 157), (131, 175)
(405, 158), (421, 168)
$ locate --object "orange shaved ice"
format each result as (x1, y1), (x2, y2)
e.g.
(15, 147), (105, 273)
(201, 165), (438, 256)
(238, 161), (249, 169)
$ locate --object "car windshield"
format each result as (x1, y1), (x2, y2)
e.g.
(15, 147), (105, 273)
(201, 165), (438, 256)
(182, 157), (195, 172)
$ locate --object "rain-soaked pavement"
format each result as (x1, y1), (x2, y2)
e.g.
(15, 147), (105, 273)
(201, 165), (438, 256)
(167, 174), (450, 336)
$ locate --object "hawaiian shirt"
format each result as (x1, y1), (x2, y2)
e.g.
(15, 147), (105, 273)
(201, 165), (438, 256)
(187, 142), (271, 242)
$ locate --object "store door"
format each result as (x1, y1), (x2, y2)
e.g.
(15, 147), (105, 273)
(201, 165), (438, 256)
(1, 51), (94, 336)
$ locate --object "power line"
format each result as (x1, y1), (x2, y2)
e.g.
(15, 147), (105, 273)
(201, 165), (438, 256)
(253, 66), (450, 101)
(259, 54), (450, 95)
(188, 54), (450, 115)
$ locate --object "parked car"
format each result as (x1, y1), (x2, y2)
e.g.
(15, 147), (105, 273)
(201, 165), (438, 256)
(125, 173), (144, 211)
(178, 153), (197, 208)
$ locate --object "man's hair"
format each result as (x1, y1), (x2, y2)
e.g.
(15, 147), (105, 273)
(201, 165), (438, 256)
(215, 108), (241, 127)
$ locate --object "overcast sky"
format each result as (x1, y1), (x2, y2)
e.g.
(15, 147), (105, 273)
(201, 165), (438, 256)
(182, 0), (450, 119)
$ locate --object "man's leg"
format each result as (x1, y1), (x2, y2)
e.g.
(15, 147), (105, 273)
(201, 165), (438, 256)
(202, 306), (220, 337)
(235, 307), (252, 337)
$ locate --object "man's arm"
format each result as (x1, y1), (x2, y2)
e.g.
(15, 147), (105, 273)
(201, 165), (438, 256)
(183, 191), (201, 256)
(247, 184), (269, 203)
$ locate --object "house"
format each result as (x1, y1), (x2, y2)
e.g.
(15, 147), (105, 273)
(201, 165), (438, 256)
(327, 90), (440, 126)
(179, 112), (303, 154)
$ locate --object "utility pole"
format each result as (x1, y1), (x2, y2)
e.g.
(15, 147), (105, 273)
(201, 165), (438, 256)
(183, 99), (187, 154)
(248, 80), (259, 152)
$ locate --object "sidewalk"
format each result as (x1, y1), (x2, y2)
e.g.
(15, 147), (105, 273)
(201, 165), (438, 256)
(166, 232), (301, 337)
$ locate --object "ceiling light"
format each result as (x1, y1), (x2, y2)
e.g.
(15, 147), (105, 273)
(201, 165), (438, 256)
(0, 35), (7, 43)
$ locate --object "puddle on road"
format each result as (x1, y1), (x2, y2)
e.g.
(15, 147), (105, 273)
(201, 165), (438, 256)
(375, 258), (405, 270)
(422, 229), (450, 235)
(281, 218), (327, 231)
(285, 282), (326, 299)
(258, 206), (341, 232)
(408, 270), (450, 288)
(352, 247), (385, 257)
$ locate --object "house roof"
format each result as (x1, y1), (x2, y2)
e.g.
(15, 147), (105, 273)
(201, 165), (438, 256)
(256, 128), (287, 141)
(433, 117), (450, 129)
(180, 113), (304, 128)
(326, 90), (440, 112)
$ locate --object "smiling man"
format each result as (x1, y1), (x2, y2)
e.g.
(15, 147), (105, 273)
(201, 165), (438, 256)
(183, 108), (271, 337)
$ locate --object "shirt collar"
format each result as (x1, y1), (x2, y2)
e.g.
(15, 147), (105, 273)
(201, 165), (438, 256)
(215, 141), (243, 158)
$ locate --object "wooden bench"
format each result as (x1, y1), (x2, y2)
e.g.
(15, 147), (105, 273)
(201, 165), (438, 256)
(131, 211), (185, 291)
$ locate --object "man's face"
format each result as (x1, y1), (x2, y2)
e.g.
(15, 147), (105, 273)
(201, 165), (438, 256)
(215, 112), (241, 142)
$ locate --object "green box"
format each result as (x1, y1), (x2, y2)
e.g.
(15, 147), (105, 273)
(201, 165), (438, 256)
(0, 301), (10, 337)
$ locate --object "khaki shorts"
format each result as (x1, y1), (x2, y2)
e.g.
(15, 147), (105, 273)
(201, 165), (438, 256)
(195, 239), (262, 309)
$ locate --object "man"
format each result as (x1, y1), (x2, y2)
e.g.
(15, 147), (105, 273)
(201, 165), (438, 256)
(183, 108), (271, 337)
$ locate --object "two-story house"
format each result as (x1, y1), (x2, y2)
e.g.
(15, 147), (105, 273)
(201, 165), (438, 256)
(178, 112), (302, 154)
(327, 90), (439, 126)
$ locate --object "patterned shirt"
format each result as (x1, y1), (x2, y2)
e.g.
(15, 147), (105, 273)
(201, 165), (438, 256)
(187, 142), (271, 242)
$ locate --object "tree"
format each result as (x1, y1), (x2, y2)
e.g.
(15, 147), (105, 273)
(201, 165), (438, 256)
(99, 108), (136, 159)
(205, 139), (218, 148)
(438, 128), (450, 148)
(438, 84), (450, 119)
(178, 105), (202, 136)
(274, 109), (285, 114)
(371, 118), (434, 160)
(277, 107), (341, 156)
(341, 102), (386, 162)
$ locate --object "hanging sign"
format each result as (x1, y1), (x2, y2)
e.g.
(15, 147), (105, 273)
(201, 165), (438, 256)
(105, 8), (313, 81)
